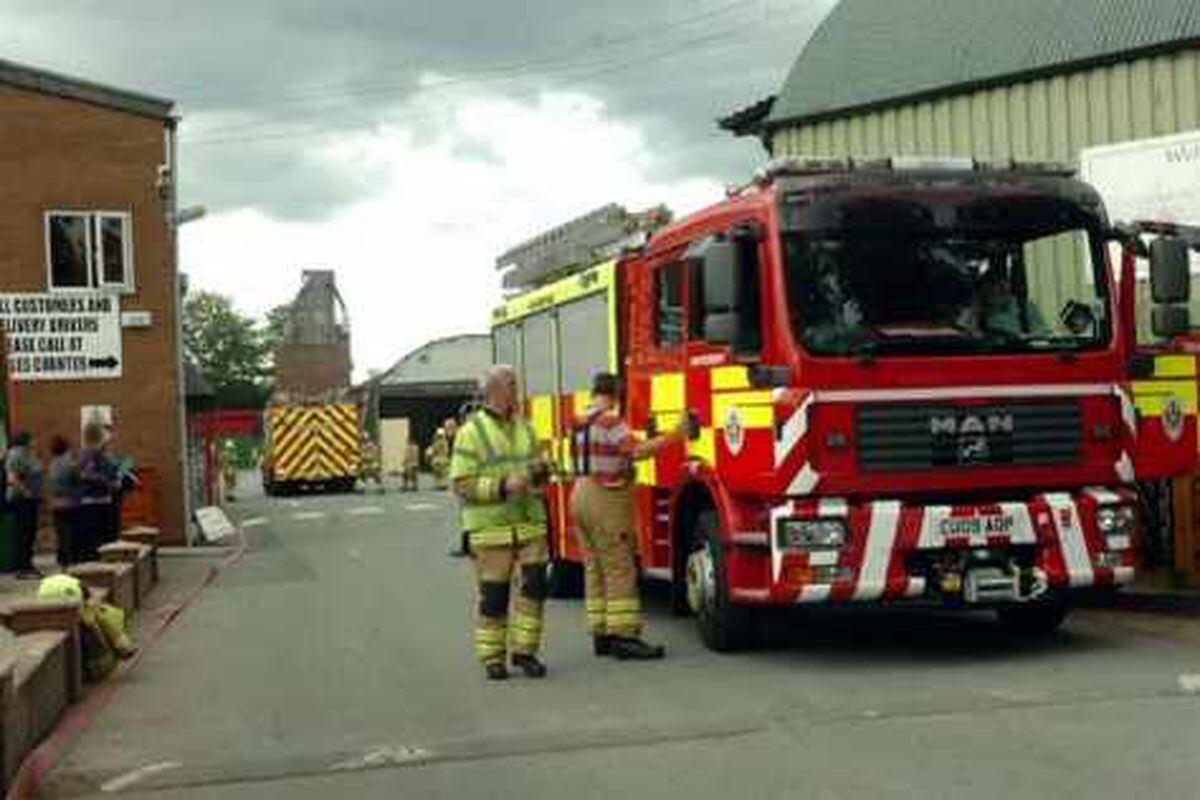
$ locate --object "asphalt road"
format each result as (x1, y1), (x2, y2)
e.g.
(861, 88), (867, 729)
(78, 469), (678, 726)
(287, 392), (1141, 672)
(39, 479), (1200, 798)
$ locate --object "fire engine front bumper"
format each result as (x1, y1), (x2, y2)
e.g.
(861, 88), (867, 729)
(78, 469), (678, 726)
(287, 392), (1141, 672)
(755, 489), (1137, 606)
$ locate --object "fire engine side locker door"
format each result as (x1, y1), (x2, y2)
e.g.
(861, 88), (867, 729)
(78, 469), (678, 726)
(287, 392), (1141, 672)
(639, 255), (691, 573)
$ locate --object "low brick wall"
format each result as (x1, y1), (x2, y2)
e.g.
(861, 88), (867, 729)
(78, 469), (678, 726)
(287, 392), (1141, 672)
(67, 563), (137, 615)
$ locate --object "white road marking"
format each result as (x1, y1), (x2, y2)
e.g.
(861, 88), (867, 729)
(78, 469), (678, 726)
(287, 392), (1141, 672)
(346, 506), (385, 516)
(1178, 674), (1200, 694)
(101, 761), (183, 792)
(330, 745), (430, 772)
(291, 512), (327, 521)
(241, 517), (268, 528)
(403, 503), (440, 512)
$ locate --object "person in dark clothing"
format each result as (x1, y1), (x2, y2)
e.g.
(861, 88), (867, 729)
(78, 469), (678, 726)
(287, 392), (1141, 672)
(78, 423), (116, 562)
(47, 436), (82, 567)
(104, 434), (137, 546)
(5, 431), (44, 579)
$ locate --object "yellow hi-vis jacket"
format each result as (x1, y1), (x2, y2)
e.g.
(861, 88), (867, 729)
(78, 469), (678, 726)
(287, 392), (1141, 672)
(449, 408), (546, 547)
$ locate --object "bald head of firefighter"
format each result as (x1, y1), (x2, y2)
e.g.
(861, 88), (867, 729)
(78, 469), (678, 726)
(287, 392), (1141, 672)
(571, 371), (687, 660)
(482, 365), (519, 418)
(449, 364), (550, 681)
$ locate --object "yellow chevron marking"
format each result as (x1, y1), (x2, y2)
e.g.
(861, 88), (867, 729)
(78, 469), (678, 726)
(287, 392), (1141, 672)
(269, 404), (361, 482)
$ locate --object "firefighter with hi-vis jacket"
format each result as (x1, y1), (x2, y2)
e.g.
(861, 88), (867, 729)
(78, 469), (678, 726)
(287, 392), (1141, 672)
(450, 365), (553, 681)
(572, 372), (690, 660)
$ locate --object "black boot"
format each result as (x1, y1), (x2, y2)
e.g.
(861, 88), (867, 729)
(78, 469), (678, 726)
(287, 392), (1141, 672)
(485, 662), (509, 681)
(611, 637), (665, 661)
(511, 653), (548, 678)
(593, 634), (614, 657)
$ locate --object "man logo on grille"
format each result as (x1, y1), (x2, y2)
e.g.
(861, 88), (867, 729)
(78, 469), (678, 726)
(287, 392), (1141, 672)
(931, 411), (1014, 465)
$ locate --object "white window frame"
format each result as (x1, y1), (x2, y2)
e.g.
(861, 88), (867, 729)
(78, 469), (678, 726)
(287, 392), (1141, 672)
(94, 211), (135, 292)
(44, 210), (93, 292)
(44, 209), (135, 293)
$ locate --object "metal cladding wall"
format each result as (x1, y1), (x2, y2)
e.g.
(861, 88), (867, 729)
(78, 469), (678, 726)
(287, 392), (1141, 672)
(770, 48), (1200, 316)
(771, 51), (1200, 165)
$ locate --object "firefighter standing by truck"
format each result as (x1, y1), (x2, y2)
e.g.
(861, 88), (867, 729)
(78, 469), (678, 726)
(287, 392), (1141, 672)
(427, 429), (451, 490)
(450, 365), (551, 681)
(572, 373), (688, 660)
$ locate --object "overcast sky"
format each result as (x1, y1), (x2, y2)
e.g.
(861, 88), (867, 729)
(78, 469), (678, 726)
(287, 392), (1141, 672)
(2, 0), (835, 377)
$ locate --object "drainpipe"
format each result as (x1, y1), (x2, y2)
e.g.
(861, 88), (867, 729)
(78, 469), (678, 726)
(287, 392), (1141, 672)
(166, 118), (192, 544)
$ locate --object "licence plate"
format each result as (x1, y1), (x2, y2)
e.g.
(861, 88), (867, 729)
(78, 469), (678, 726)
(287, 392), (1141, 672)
(938, 513), (1016, 538)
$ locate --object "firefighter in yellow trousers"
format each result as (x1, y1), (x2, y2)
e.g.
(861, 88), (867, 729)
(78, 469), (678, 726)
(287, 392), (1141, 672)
(450, 365), (551, 681)
(571, 372), (687, 660)
(427, 429), (451, 490)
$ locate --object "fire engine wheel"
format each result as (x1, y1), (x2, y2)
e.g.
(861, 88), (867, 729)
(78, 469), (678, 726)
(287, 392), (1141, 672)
(995, 595), (1070, 636)
(689, 510), (753, 653)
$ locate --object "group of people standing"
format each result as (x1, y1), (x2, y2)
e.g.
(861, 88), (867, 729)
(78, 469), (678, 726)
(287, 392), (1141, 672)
(449, 366), (683, 680)
(4, 422), (132, 579)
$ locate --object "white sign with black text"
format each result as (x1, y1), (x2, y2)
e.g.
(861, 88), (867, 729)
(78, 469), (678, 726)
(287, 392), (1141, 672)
(0, 292), (122, 380)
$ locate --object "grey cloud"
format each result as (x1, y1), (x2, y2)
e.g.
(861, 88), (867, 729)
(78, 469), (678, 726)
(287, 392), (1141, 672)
(0, 0), (835, 220)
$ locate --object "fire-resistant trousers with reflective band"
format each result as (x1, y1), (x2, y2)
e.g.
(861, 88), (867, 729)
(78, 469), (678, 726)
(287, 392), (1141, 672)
(570, 479), (641, 638)
(472, 536), (549, 666)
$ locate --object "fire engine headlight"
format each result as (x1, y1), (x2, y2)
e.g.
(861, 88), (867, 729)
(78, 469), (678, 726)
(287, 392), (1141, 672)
(778, 518), (847, 551)
(1095, 505), (1136, 537)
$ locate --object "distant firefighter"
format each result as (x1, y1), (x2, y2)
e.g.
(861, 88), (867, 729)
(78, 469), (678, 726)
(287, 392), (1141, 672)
(426, 429), (451, 490)
(402, 441), (421, 491)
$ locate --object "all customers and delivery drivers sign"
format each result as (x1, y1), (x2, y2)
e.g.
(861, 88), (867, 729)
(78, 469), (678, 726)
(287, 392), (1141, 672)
(0, 293), (122, 381)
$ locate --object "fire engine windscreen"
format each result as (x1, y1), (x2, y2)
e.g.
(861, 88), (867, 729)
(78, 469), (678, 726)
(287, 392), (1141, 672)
(781, 192), (1112, 357)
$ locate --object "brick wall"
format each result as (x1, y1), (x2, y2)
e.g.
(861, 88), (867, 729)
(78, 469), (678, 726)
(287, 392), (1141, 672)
(0, 84), (185, 542)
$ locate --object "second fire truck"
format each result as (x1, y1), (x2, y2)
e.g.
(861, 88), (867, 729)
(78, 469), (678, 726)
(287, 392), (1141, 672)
(491, 160), (1199, 650)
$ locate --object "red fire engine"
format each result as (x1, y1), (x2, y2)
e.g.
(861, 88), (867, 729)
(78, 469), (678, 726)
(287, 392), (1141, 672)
(491, 160), (1198, 650)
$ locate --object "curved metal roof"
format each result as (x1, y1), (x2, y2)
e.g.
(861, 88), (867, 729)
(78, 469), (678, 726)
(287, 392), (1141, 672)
(768, 0), (1200, 128)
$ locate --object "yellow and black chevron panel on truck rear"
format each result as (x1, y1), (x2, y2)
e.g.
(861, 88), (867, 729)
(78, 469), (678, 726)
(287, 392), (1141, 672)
(267, 404), (362, 484)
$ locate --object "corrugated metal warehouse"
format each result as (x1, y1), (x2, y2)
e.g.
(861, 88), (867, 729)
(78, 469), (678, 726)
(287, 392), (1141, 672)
(731, 0), (1198, 165)
(370, 333), (491, 452)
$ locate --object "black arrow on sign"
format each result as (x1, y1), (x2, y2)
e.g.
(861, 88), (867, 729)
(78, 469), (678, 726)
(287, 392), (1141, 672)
(88, 356), (120, 369)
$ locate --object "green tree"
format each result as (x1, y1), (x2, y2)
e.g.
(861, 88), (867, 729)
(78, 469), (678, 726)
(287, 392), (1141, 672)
(260, 304), (292, 370)
(182, 291), (271, 407)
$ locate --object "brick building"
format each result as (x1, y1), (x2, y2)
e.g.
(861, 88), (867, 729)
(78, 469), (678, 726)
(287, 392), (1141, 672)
(0, 59), (186, 543)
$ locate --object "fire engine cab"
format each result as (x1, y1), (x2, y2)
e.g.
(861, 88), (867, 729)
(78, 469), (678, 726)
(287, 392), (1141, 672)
(491, 159), (1199, 651)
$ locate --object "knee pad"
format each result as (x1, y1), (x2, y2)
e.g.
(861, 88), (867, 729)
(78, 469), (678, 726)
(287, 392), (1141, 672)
(479, 581), (511, 618)
(521, 563), (549, 601)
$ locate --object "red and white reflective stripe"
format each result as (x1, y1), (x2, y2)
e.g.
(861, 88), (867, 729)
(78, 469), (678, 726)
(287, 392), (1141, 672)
(774, 394), (812, 468)
(886, 508), (924, 598)
(1114, 385), (1138, 439)
(852, 501), (901, 600)
(769, 502), (793, 582)
(787, 462), (820, 496)
(797, 585), (832, 603)
(818, 498), (848, 517)
(1084, 486), (1122, 505)
(1043, 493), (1095, 588)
